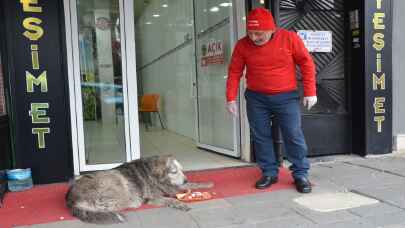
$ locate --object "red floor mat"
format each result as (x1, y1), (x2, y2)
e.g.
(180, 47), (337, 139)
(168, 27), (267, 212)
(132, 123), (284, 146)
(0, 166), (294, 228)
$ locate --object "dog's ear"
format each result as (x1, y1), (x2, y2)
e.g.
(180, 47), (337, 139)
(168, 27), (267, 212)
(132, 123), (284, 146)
(151, 154), (172, 162)
(165, 156), (184, 174)
(157, 155), (175, 168)
(161, 154), (174, 161)
(151, 155), (174, 177)
(163, 155), (177, 171)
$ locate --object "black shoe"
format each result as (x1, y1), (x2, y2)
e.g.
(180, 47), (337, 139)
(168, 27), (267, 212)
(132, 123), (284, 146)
(255, 176), (278, 189)
(294, 177), (312, 193)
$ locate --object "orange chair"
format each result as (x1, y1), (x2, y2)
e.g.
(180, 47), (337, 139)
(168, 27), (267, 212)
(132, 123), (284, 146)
(139, 94), (165, 129)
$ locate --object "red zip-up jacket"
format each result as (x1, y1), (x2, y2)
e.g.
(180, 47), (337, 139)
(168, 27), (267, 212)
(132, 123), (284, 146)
(226, 28), (316, 102)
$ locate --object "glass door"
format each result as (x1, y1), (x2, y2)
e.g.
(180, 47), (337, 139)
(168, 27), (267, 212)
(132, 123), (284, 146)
(69, 0), (139, 171)
(194, 0), (240, 157)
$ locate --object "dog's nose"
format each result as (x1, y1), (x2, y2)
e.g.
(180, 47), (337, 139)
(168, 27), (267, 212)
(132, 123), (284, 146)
(184, 179), (188, 184)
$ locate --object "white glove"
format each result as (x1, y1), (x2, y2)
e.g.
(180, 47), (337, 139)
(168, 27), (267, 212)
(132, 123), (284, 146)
(226, 101), (238, 117)
(303, 96), (317, 110)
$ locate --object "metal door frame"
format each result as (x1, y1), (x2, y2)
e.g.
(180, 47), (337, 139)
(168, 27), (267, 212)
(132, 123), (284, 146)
(63, 0), (140, 174)
(193, 0), (244, 158)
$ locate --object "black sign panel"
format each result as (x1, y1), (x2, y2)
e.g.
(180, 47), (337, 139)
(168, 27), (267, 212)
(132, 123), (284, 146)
(1, 0), (73, 183)
(364, 0), (393, 154)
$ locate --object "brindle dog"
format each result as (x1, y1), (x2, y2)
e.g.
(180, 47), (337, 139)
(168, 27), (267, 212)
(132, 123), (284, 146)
(65, 155), (213, 224)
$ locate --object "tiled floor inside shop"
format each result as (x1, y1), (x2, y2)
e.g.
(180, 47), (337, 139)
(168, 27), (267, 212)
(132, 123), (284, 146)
(84, 120), (248, 170)
(140, 126), (248, 171)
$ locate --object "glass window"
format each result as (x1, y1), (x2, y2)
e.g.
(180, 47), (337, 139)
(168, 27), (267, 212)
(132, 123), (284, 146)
(76, 0), (127, 165)
(195, 0), (235, 150)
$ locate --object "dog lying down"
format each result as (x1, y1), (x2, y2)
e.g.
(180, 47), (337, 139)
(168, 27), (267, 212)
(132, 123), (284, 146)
(65, 155), (213, 224)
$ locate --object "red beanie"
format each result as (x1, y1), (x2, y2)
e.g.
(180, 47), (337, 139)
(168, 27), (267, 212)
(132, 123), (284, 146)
(247, 8), (276, 31)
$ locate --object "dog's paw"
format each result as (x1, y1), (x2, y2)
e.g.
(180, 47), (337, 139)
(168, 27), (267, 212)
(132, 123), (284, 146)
(203, 182), (214, 188)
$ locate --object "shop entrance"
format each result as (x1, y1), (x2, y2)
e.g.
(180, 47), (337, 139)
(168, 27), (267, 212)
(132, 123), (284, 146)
(66, 0), (248, 174)
(249, 0), (351, 156)
(276, 0), (351, 156)
(134, 0), (246, 170)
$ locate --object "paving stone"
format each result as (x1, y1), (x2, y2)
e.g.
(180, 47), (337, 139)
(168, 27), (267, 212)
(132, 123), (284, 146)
(353, 186), (405, 209)
(381, 197), (405, 210)
(188, 198), (233, 211)
(308, 179), (349, 193)
(233, 202), (300, 223)
(311, 219), (374, 228)
(17, 213), (142, 228)
(348, 157), (405, 174)
(308, 155), (362, 164)
(136, 207), (198, 228)
(17, 220), (82, 228)
(330, 172), (403, 189)
(189, 206), (246, 228)
(226, 190), (299, 207)
(291, 204), (360, 225)
(255, 216), (315, 228)
(364, 211), (405, 227)
(380, 224), (405, 228)
(220, 223), (257, 228)
(348, 203), (403, 217)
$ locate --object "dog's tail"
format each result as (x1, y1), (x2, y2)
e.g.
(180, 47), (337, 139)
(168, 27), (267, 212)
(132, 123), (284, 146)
(69, 205), (126, 224)
(65, 187), (126, 224)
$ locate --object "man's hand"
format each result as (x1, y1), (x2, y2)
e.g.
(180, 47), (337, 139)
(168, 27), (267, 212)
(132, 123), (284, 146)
(303, 96), (317, 110)
(226, 101), (238, 117)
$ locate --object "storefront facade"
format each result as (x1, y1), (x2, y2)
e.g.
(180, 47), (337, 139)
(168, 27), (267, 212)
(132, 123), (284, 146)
(0, 0), (401, 184)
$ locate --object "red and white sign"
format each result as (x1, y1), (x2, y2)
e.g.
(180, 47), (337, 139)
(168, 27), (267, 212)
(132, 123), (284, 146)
(201, 40), (224, 67)
(95, 17), (111, 30)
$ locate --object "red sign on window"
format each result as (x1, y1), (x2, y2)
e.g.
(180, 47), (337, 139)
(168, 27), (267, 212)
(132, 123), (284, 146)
(201, 40), (225, 67)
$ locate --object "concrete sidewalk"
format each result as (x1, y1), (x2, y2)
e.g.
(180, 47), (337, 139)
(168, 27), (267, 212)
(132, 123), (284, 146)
(20, 151), (405, 228)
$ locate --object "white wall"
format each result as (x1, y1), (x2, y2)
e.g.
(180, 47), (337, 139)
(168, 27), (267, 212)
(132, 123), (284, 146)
(135, 0), (196, 138)
(138, 46), (196, 138)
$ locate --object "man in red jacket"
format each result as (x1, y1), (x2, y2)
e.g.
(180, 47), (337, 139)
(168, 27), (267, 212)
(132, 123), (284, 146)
(226, 8), (317, 193)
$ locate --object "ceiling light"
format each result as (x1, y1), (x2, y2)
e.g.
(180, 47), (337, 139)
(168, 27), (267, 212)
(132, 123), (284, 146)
(210, 6), (219, 12)
(145, 21), (152, 25)
(219, 2), (232, 7)
(162, 4), (168, 8)
(152, 14), (160, 17)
